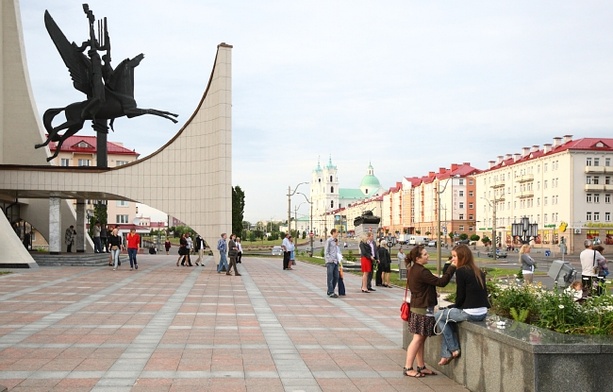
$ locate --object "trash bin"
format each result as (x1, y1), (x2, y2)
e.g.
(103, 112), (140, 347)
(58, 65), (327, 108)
(399, 267), (407, 280)
(547, 259), (576, 288)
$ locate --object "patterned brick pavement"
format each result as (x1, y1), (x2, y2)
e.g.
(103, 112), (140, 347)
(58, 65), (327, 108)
(0, 254), (469, 392)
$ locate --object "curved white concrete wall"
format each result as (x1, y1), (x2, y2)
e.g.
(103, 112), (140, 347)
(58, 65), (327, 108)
(0, 0), (232, 264)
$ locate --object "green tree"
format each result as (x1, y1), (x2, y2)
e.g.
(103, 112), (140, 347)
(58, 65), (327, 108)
(232, 186), (245, 236)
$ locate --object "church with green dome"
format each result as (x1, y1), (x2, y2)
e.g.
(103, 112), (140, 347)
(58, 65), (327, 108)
(309, 157), (384, 236)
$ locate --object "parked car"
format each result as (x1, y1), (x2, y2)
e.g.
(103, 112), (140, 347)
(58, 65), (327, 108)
(271, 246), (283, 256)
(487, 248), (508, 258)
(455, 239), (470, 245)
(427, 240), (437, 247)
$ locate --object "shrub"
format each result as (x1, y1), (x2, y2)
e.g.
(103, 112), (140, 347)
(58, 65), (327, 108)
(488, 280), (613, 335)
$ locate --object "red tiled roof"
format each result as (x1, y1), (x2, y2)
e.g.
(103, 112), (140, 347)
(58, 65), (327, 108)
(48, 135), (139, 156)
(483, 137), (613, 173)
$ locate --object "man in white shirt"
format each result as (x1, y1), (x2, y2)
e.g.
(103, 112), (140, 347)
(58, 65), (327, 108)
(324, 229), (340, 298)
(580, 239), (606, 296)
(281, 234), (294, 270)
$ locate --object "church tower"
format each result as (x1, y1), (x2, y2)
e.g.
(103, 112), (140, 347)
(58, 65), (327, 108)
(359, 162), (383, 197)
(310, 156), (339, 235)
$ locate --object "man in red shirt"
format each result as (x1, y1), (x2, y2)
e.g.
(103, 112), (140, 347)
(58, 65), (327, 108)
(126, 228), (141, 270)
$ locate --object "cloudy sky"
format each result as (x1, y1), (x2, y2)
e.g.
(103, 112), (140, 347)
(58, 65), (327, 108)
(18, 0), (613, 224)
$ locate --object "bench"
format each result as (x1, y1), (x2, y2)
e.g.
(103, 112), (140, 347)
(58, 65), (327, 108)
(403, 315), (613, 392)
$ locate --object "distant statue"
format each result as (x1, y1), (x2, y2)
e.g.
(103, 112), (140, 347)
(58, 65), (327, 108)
(35, 5), (178, 161)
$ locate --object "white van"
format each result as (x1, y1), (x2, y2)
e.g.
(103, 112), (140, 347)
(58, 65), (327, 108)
(408, 235), (430, 245)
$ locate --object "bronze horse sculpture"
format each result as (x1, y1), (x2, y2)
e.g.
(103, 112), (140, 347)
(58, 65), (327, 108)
(35, 8), (178, 162)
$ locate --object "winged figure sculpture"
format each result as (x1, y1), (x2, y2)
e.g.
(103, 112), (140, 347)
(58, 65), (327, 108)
(35, 5), (178, 161)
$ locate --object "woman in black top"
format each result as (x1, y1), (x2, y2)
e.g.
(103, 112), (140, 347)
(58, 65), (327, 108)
(377, 240), (392, 287)
(108, 228), (123, 270)
(434, 244), (490, 365)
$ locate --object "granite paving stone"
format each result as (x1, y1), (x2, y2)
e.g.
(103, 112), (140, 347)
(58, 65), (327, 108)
(0, 254), (468, 392)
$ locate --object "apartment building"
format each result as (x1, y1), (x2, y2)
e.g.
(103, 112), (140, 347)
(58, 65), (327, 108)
(324, 163), (478, 245)
(50, 135), (140, 228)
(474, 135), (613, 254)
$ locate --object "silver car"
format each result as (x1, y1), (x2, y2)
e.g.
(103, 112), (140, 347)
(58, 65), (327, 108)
(271, 246), (283, 256)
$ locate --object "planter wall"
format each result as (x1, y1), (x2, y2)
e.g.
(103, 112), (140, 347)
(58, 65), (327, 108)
(403, 315), (613, 392)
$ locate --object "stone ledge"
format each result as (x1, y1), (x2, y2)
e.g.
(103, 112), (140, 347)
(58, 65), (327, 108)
(403, 315), (613, 392)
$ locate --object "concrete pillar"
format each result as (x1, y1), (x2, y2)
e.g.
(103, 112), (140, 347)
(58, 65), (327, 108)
(76, 200), (86, 253)
(49, 198), (61, 254)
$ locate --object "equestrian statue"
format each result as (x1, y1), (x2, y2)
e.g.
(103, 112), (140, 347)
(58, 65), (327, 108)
(35, 5), (178, 162)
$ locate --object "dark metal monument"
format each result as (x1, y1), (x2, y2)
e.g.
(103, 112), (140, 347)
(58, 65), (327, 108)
(34, 5), (178, 165)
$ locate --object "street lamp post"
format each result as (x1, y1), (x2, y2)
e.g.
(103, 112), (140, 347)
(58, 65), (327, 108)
(297, 192), (314, 256)
(287, 182), (308, 237)
(512, 216), (538, 245)
(437, 175), (459, 276)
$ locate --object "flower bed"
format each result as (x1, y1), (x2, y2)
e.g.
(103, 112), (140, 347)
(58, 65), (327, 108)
(488, 280), (613, 335)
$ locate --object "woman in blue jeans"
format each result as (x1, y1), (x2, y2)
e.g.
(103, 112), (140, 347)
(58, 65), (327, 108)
(434, 244), (490, 365)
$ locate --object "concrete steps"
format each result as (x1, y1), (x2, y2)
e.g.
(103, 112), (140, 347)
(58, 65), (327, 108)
(31, 252), (112, 267)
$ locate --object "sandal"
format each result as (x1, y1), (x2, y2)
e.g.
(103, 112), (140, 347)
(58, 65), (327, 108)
(438, 357), (452, 366)
(417, 365), (437, 375)
(438, 350), (461, 366)
(403, 367), (424, 377)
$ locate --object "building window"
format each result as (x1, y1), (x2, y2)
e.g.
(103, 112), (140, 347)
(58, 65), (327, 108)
(606, 212), (611, 222)
(116, 214), (129, 224)
(594, 158), (600, 166)
(459, 225), (464, 231)
(116, 200), (129, 207)
(116, 160), (128, 166)
(606, 194), (611, 203)
(469, 202), (474, 209)
(594, 212), (600, 221)
(606, 158), (611, 167)
(469, 214), (474, 220)
(587, 194), (592, 203)
(469, 191), (474, 197)
(331, 186), (334, 193)
(606, 176), (611, 185)
(459, 190), (464, 197)
(330, 200), (334, 209)
(544, 180), (548, 189)
(586, 157), (592, 166)
(544, 163), (548, 172)
(544, 197), (548, 206)
(459, 202), (464, 209)
(78, 159), (90, 166)
(459, 179), (464, 185)
(60, 158), (70, 166)
(594, 176), (600, 185)
(329, 175), (333, 182)
(594, 194), (600, 203)
(459, 214), (464, 220)
(586, 212), (592, 221)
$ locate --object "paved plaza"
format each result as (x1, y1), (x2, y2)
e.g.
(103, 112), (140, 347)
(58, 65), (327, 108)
(0, 254), (469, 392)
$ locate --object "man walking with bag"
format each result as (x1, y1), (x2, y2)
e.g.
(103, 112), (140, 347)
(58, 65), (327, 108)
(216, 233), (228, 273)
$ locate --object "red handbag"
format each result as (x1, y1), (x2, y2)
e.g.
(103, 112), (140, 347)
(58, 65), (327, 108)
(400, 272), (410, 321)
(400, 301), (410, 321)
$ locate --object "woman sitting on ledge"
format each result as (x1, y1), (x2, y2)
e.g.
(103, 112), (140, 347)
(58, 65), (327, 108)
(434, 244), (490, 365)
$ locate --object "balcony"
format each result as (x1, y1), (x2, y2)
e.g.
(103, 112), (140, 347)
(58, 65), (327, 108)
(491, 183), (505, 189)
(584, 184), (612, 192)
(516, 191), (534, 199)
(515, 174), (534, 183)
(584, 166), (611, 174)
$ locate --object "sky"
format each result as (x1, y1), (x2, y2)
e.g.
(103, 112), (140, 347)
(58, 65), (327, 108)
(18, 0), (613, 224)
